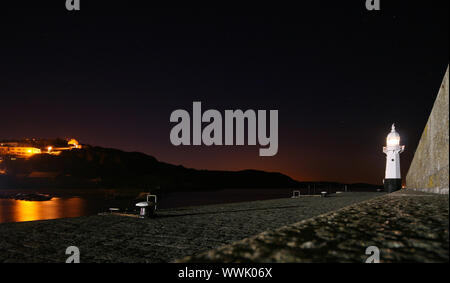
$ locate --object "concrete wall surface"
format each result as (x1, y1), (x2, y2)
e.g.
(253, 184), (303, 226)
(406, 66), (449, 194)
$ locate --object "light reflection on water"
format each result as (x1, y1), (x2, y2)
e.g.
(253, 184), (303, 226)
(0, 197), (88, 223)
(0, 188), (295, 223)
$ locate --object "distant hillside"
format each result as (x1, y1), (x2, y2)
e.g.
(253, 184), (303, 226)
(1, 146), (298, 191)
(0, 146), (382, 193)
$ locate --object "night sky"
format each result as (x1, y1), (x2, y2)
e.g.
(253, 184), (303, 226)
(1, 1), (448, 184)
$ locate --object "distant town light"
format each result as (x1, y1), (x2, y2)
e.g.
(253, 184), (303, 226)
(68, 139), (79, 147)
(0, 138), (80, 158)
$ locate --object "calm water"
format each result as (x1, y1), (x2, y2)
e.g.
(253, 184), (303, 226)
(0, 188), (294, 224)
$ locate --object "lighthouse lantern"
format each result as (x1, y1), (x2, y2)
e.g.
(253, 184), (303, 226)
(386, 132), (400, 146)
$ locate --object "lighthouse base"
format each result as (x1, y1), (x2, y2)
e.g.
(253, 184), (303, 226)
(384, 179), (402, 193)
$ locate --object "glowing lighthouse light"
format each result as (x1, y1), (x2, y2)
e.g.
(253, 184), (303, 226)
(383, 124), (405, 193)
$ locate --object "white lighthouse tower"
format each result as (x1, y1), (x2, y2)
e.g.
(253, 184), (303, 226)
(383, 124), (405, 193)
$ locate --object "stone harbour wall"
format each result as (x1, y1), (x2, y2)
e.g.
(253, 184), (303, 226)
(406, 66), (449, 194)
(179, 190), (449, 263)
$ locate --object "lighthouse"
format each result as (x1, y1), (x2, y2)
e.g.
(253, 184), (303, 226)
(383, 124), (405, 193)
